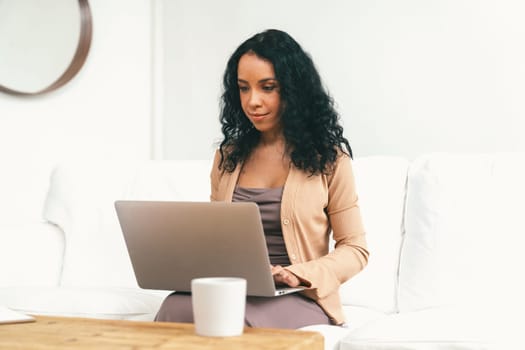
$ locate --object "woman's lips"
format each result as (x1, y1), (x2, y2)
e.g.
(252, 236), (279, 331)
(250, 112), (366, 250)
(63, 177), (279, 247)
(250, 113), (268, 121)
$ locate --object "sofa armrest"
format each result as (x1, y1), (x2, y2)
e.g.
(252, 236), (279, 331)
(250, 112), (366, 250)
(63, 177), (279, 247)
(0, 221), (64, 287)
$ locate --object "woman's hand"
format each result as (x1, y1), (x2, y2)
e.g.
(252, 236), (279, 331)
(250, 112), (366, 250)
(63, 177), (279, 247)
(271, 265), (301, 287)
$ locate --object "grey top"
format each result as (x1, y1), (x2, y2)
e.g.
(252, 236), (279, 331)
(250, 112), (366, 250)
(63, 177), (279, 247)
(233, 186), (291, 266)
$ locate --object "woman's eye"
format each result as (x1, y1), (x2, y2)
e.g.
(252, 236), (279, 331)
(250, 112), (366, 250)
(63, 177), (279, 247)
(239, 86), (249, 92)
(263, 85), (276, 91)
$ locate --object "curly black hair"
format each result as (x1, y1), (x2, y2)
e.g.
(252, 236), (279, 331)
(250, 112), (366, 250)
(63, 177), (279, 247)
(219, 29), (352, 175)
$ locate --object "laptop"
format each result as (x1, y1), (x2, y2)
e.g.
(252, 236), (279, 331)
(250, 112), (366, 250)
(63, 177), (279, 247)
(114, 200), (305, 297)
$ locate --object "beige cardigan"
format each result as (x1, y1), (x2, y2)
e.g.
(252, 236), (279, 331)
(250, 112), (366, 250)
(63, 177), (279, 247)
(210, 150), (369, 324)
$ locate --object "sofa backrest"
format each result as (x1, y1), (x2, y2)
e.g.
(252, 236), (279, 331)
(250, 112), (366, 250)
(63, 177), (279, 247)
(399, 153), (525, 312)
(42, 156), (410, 315)
(40, 153), (525, 315)
(43, 160), (213, 288)
(0, 161), (55, 224)
(339, 156), (408, 313)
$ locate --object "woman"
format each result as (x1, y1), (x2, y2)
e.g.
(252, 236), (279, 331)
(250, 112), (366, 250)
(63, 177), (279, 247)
(156, 29), (368, 328)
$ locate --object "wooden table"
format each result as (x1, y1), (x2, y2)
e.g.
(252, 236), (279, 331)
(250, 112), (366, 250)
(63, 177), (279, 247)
(0, 316), (323, 349)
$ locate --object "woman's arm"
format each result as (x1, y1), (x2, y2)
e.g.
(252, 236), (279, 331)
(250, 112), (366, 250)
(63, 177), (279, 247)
(285, 154), (369, 299)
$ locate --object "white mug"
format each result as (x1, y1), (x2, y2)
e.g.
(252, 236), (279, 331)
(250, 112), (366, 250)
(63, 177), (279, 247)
(191, 277), (247, 337)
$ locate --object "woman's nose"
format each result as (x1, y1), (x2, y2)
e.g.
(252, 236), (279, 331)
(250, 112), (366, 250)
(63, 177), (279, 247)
(248, 90), (262, 107)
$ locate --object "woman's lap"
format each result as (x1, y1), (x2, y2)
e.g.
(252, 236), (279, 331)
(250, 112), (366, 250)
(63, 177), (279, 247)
(155, 292), (331, 329)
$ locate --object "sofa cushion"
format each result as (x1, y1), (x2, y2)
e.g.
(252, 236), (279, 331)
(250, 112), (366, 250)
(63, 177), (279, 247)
(339, 307), (509, 350)
(0, 221), (64, 287)
(43, 160), (212, 288)
(0, 286), (171, 321)
(399, 153), (525, 312)
(338, 156), (408, 313)
(301, 306), (387, 350)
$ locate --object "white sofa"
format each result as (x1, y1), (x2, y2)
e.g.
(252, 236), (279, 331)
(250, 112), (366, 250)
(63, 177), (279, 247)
(1, 153), (524, 349)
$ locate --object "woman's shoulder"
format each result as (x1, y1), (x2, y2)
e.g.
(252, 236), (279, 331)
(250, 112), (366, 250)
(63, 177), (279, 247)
(213, 143), (238, 158)
(329, 148), (352, 170)
(326, 149), (354, 183)
(335, 148), (352, 161)
(212, 146), (236, 168)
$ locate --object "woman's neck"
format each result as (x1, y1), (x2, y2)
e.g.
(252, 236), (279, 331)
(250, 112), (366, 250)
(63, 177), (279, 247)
(259, 130), (285, 149)
(257, 136), (287, 159)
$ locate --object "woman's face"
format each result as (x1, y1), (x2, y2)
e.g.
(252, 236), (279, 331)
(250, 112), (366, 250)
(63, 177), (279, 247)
(237, 52), (283, 136)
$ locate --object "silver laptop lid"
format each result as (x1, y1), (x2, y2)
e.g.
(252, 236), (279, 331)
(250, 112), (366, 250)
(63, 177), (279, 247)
(115, 200), (302, 297)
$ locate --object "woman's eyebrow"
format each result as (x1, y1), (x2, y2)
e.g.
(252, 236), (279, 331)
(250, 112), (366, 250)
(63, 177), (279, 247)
(237, 78), (277, 84)
(259, 78), (277, 83)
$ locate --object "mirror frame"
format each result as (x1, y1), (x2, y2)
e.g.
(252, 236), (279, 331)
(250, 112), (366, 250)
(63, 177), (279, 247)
(0, 0), (92, 96)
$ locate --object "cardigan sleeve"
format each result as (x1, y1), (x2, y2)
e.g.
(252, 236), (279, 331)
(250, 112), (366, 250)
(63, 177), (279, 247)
(285, 154), (369, 299)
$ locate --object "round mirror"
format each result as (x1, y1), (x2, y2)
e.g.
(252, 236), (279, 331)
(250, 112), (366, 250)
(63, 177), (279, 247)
(0, 0), (92, 96)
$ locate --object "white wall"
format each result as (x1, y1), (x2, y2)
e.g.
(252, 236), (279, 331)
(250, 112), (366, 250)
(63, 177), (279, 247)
(3, 0), (524, 221)
(0, 0), (153, 223)
(161, 0), (525, 160)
